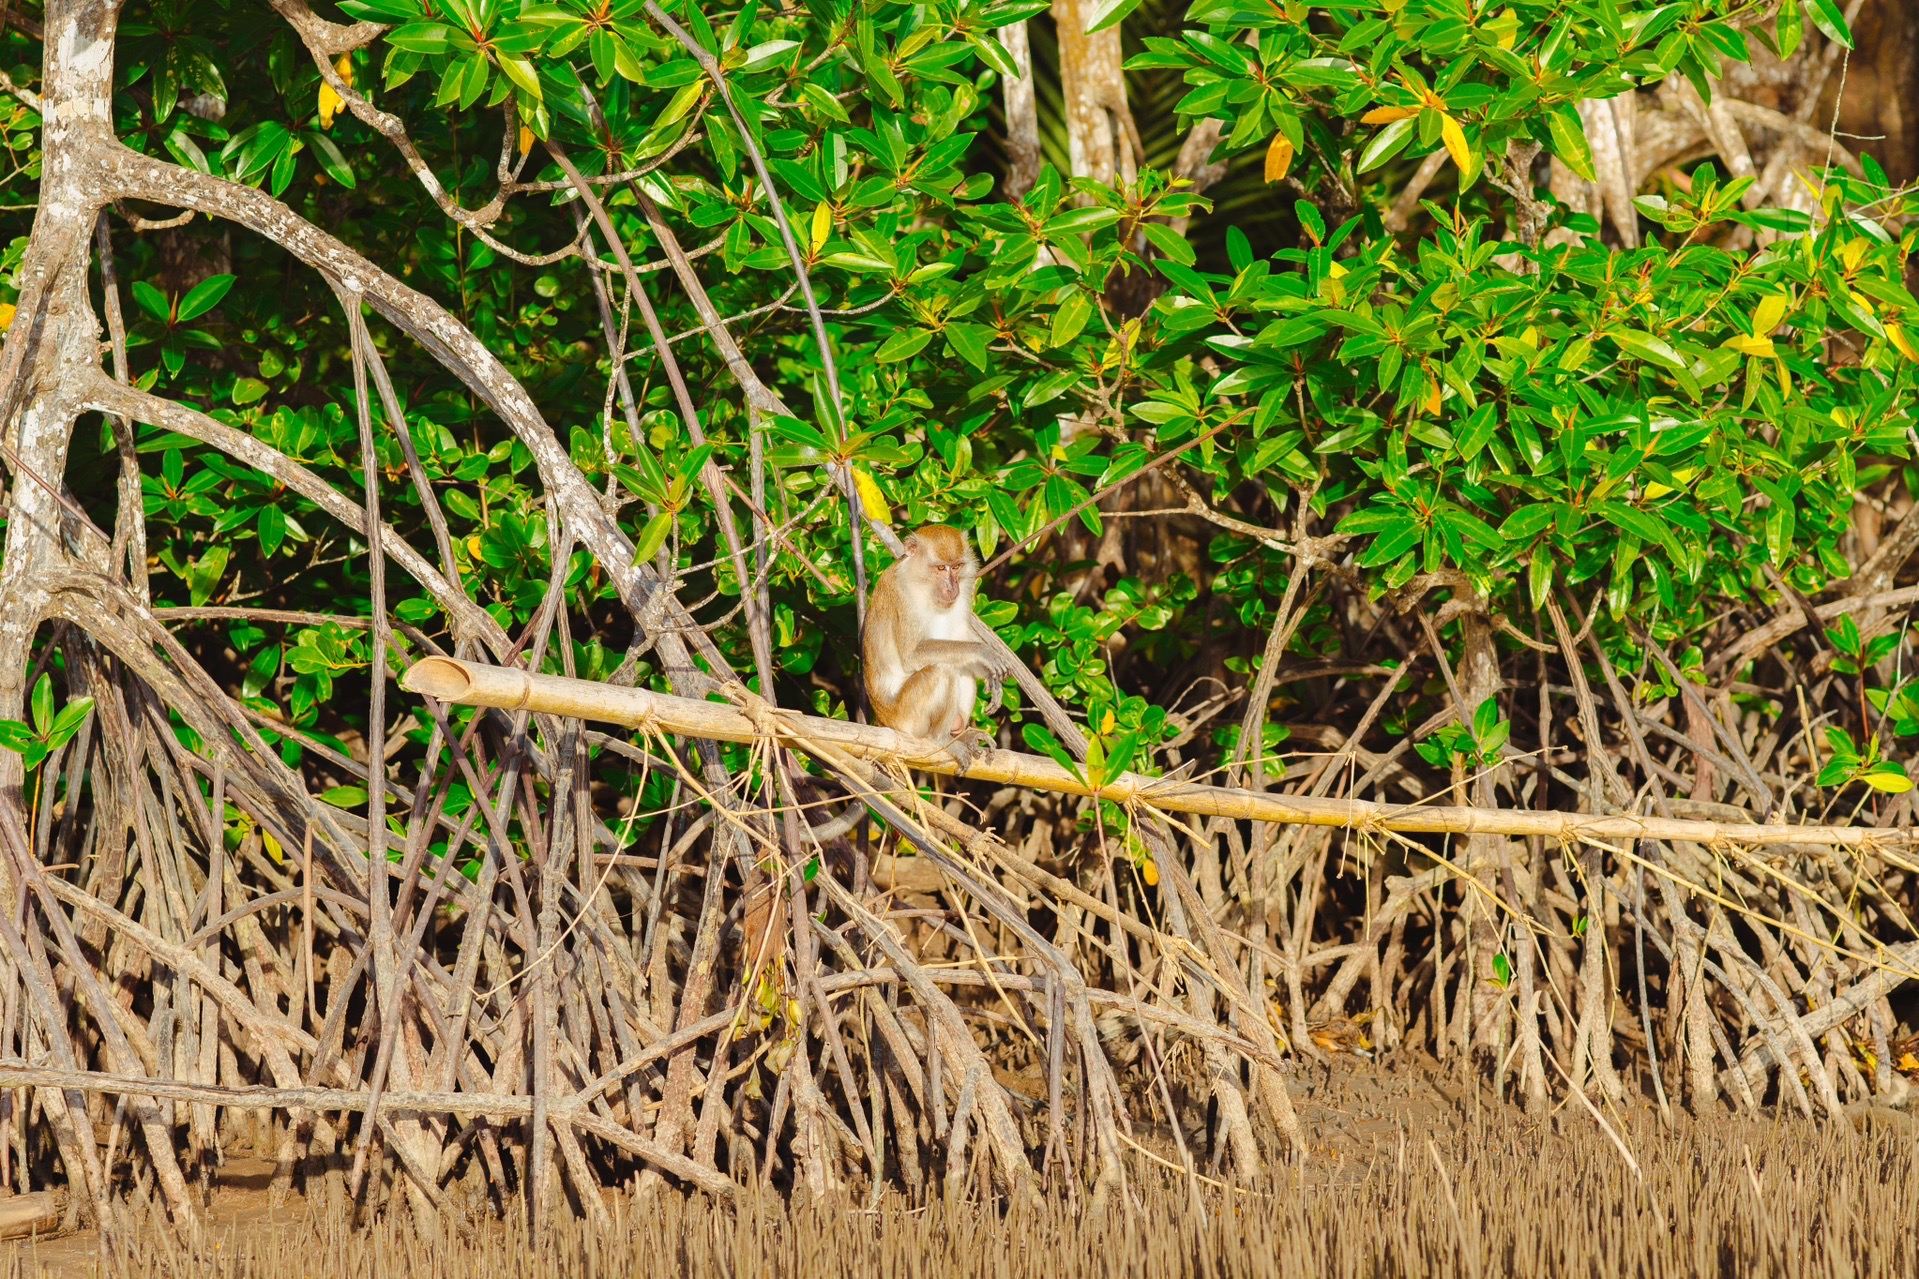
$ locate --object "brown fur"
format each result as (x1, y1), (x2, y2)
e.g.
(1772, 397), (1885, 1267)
(861, 526), (1005, 754)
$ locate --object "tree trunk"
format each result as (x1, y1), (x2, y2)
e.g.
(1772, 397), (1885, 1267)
(1001, 21), (1042, 199)
(1048, 0), (1132, 187)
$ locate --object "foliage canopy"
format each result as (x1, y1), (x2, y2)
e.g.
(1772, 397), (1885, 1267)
(2, 0), (1913, 792)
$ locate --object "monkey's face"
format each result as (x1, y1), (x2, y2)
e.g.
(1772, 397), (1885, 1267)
(905, 526), (977, 609)
(926, 558), (971, 608)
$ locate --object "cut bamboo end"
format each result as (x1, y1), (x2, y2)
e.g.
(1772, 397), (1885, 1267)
(0, 1190), (63, 1241)
(402, 654), (482, 701)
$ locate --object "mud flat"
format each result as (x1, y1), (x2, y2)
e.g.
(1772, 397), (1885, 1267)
(5, 1060), (1915, 1279)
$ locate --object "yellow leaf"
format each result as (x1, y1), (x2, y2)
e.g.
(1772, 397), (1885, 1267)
(1439, 113), (1472, 175)
(853, 469), (891, 524)
(334, 53), (354, 88)
(1862, 770), (1913, 794)
(1100, 708), (1115, 735)
(0, 302), (14, 332)
(518, 126), (534, 156)
(1725, 333), (1776, 358)
(1751, 293), (1789, 336)
(1887, 323), (1919, 361)
(318, 80), (344, 129)
(1775, 357), (1790, 396)
(809, 201), (832, 254)
(1263, 132), (1294, 184)
(1360, 105), (1418, 124)
(262, 829), (284, 865)
(1424, 376), (1442, 416)
(1898, 1052), (1919, 1073)
(1489, 7), (1518, 48)
(1840, 238), (1869, 272)
(1141, 860), (1159, 887)
(466, 535), (483, 559)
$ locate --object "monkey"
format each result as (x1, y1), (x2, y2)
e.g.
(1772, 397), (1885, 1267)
(861, 524), (1010, 768)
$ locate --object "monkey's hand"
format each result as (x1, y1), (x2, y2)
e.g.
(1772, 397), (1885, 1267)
(978, 648), (1017, 719)
(979, 670), (1005, 718)
(944, 726), (993, 773)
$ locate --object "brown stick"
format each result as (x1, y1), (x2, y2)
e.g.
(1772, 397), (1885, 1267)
(399, 656), (1915, 851)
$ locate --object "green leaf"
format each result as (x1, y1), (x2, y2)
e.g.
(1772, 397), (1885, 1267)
(30, 674), (51, 738)
(633, 511), (673, 563)
(1529, 550), (1554, 612)
(975, 599), (1017, 628)
(338, 0), (421, 20)
(1085, 0), (1142, 35)
(306, 132), (358, 188)
(653, 81), (704, 132)
(164, 129), (214, 176)
(1594, 501), (1683, 561)
(966, 33), (1021, 80)
(798, 83), (851, 123)
(1609, 328), (1685, 369)
(1044, 207), (1123, 236)
(0, 720), (35, 755)
(1020, 722), (1084, 782)
(320, 785), (369, 808)
(1775, 0), (1804, 58)
(1455, 403), (1498, 461)
(738, 39), (801, 73)
(1294, 200), (1326, 245)
(876, 328), (935, 363)
(46, 697), (94, 750)
(382, 20), (450, 53)
(1052, 291), (1095, 348)
(1546, 105), (1595, 181)
(1805, 0), (1851, 48)
(1357, 118), (1417, 173)
(131, 281), (172, 324)
(1140, 222), (1195, 266)
(175, 274), (236, 323)
(945, 322), (994, 370)
(188, 544), (231, 606)
(258, 503), (288, 556)
(1861, 764), (1912, 793)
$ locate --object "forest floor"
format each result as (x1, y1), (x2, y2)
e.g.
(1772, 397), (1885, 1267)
(4, 1055), (1917, 1278)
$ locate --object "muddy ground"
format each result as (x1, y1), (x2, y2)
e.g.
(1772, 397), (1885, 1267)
(5, 1055), (1916, 1278)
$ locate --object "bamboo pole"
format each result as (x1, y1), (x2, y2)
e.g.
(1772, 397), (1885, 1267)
(399, 656), (1913, 851)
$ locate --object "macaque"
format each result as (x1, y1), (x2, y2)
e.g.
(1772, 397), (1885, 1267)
(862, 525), (1008, 766)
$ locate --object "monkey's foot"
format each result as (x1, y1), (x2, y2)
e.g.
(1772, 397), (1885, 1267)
(943, 727), (993, 773)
